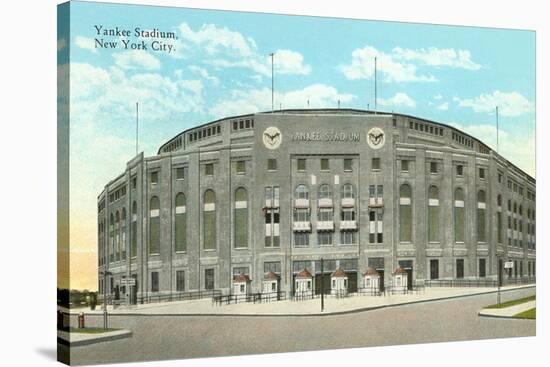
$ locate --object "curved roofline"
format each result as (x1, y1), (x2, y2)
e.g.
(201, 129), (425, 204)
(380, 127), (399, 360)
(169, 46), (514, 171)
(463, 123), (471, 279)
(157, 108), (535, 182)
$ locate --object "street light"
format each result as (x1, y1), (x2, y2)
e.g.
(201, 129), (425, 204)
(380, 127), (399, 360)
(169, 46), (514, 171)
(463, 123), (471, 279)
(495, 254), (501, 308)
(101, 270), (112, 329)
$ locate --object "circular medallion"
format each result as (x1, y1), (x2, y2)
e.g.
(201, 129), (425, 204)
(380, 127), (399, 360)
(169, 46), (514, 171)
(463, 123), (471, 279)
(263, 126), (282, 149)
(367, 127), (385, 149)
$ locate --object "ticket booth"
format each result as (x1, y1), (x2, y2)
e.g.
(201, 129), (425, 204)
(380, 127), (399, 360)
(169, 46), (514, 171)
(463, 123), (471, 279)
(363, 267), (380, 293)
(392, 266), (408, 293)
(233, 273), (251, 296)
(295, 269), (313, 297)
(262, 271), (280, 300)
(331, 268), (348, 296)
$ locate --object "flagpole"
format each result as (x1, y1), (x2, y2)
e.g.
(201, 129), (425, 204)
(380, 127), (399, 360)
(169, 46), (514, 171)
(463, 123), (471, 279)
(496, 106), (499, 153)
(374, 56), (377, 114)
(270, 52), (274, 112)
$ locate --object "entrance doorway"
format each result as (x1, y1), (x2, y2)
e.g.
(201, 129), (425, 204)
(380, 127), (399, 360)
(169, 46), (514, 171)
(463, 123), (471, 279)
(430, 259), (439, 280)
(398, 260), (413, 290)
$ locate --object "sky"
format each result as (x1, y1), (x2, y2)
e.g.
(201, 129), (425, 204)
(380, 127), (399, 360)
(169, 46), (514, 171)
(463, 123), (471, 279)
(58, 1), (536, 291)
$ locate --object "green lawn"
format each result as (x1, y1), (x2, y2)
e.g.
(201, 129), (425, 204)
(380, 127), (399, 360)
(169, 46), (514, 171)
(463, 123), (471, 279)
(68, 327), (119, 334)
(486, 295), (535, 309)
(514, 308), (536, 319)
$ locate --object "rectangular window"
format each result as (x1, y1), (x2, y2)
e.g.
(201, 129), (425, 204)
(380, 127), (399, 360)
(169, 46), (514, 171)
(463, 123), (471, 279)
(150, 171), (158, 185)
(297, 158), (306, 171)
(498, 173), (502, 183)
(479, 168), (485, 179)
(205, 163), (214, 176)
(264, 261), (281, 274)
(267, 159), (277, 171)
(294, 232), (309, 247)
(320, 158), (330, 171)
(456, 165), (463, 176)
(479, 259), (486, 278)
(317, 232), (333, 246)
(340, 231), (356, 245)
(176, 271), (185, 292)
(204, 269), (214, 290)
(430, 161), (438, 174)
(372, 158), (380, 170)
(176, 167), (184, 180)
(151, 272), (159, 292)
(343, 158), (353, 171)
(236, 160), (246, 174)
(131, 177), (137, 189)
(401, 160), (409, 172)
(234, 205), (248, 248)
(456, 259), (464, 279)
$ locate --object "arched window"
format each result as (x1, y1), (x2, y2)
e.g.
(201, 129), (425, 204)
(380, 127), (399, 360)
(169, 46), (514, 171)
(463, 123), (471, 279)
(175, 193), (187, 252)
(399, 184), (412, 242)
(121, 208), (127, 260)
(295, 184), (309, 200)
(115, 211), (120, 261)
(428, 186), (439, 242)
(454, 188), (465, 242)
(109, 214), (114, 263)
(131, 202), (137, 258)
(149, 196), (160, 255)
(477, 190), (486, 242)
(342, 183), (355, 199)
(234, 188), (248, 248)
(318, 184), (332, 199)
(203, 190), (216, 250)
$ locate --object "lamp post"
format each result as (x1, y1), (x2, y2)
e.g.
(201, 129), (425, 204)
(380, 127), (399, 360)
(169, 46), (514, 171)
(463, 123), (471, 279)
(102, 270), (112, 329)
(496, 254), (501, 308)
(320, 258), (324, 312)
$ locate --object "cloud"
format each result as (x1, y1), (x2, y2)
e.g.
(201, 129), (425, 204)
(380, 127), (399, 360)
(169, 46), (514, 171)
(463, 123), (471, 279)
(341, 45), (481, 83)
(437, 102), (449, 110)
(454, 90), (533, 117)
(271, 49), (311, 75)
(74, 36), (96, 53)
(378, 92), (416, 108)
(449, 121), (535, 176)
(392, 47), (481, 70)
(112, 50), (161, 70)
(177, 22), (310, 77)
(433, 94), (443, 100)
(341, 46), (436, 83)
(188, 65), (220, 85)
(208, 83), (354, 118)
(179, 22), (255, 57)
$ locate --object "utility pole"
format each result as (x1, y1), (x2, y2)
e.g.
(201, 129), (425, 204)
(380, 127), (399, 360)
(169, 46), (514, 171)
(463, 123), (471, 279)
(320, 258), (325, 312)
(496, 106), (499, 153)
(136, 102), (139, 156)
(270, 53), (275, 112)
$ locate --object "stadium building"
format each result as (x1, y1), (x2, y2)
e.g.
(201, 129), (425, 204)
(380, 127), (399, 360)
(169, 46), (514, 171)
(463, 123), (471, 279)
(97, 109), (536, 302)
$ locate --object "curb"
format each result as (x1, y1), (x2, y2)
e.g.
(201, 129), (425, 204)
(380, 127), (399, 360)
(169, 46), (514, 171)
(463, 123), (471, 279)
(80, 285), (535, 318)
(57, 329), (133, 347)
(477, 312), (536, 320)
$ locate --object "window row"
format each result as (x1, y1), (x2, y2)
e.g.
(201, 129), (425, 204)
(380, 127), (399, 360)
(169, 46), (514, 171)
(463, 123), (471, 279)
(296, 158), (354, 172)
(409, 120), (444, 136)
(188, 124), (222, 142)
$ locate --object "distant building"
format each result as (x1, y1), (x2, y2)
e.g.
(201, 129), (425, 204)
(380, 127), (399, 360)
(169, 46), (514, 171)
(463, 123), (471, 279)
(97, 109), (536, 302)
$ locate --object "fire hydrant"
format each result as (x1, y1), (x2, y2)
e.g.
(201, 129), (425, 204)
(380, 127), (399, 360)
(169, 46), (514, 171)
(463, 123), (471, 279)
(78, 312), (85, 329)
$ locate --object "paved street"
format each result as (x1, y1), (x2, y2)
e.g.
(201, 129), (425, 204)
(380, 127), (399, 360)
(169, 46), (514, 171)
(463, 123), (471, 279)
(64, 287), (535, 365)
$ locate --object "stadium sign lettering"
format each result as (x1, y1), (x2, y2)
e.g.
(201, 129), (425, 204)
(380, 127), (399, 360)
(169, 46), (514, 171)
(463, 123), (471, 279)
(291, 131), (360, 142)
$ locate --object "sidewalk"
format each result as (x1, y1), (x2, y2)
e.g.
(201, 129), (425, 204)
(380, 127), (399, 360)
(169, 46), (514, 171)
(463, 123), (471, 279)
(478, 300), (536, 319)
(78, 284), (534, 317)
(57, 329), (133, 347)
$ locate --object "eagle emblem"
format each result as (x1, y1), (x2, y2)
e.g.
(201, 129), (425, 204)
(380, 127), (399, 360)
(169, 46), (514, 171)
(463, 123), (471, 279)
(367, 127), (385, 149)
(262, 127), (282, 149)
(369, 131), (384, 145)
